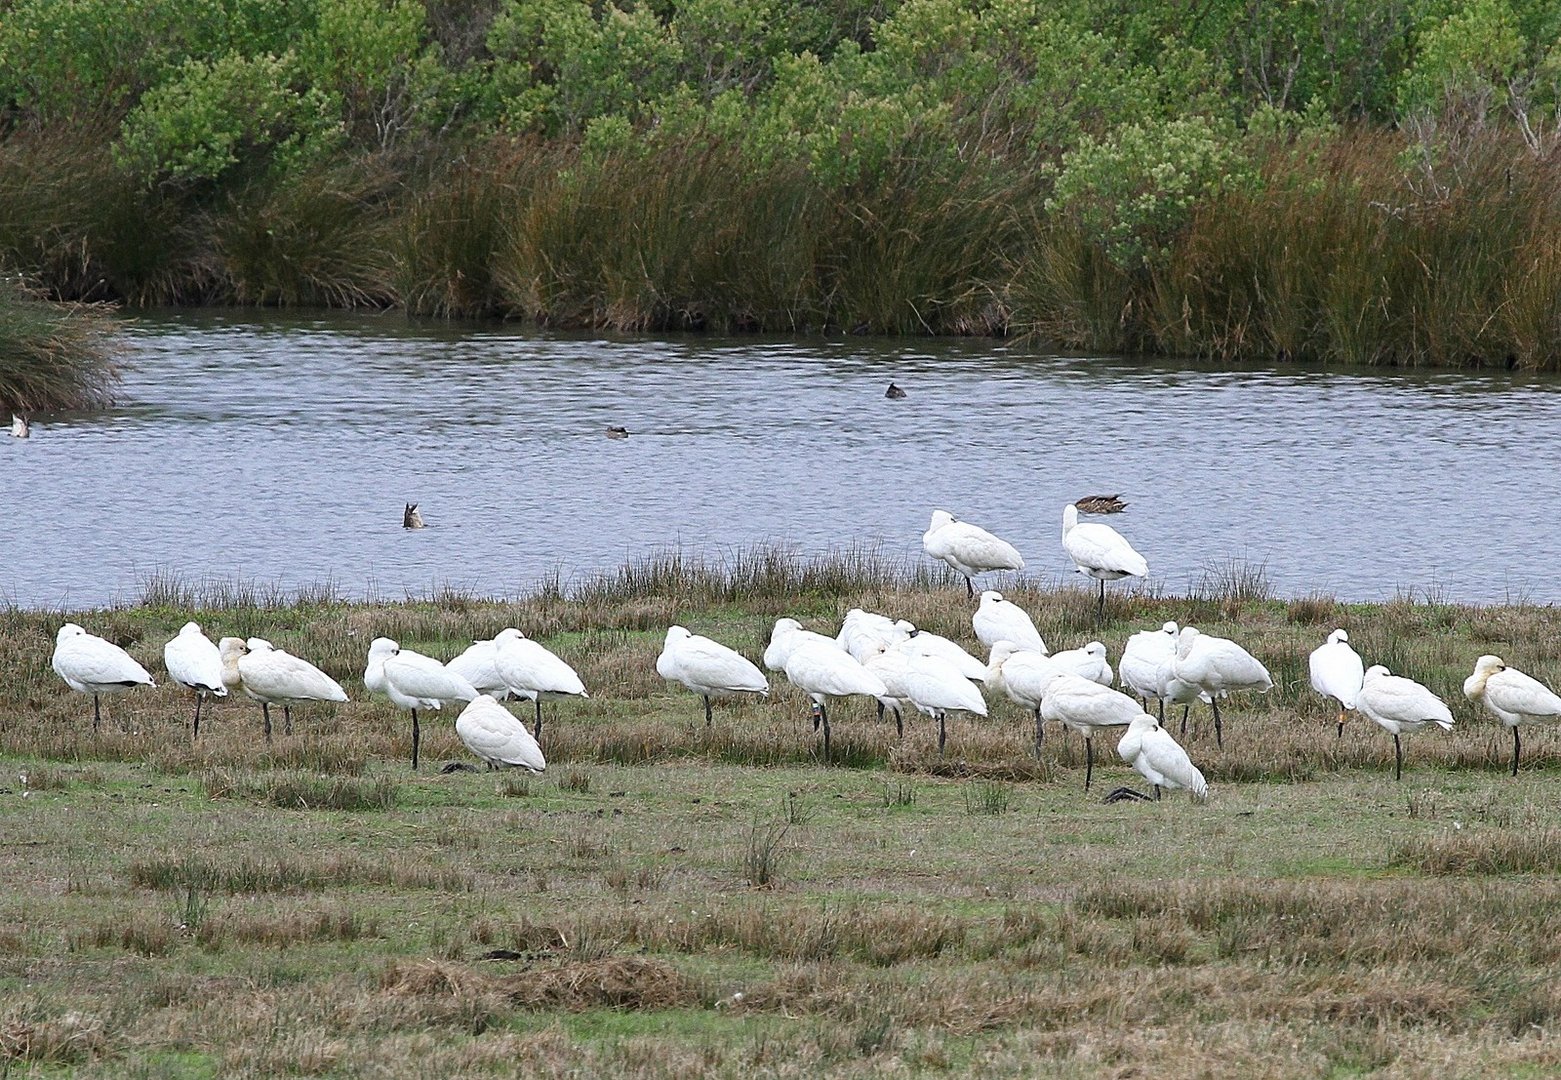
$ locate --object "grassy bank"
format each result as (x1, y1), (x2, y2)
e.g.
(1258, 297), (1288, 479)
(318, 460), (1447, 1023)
(4, 554), (1561, 1075)
(0, 280), (121, 413)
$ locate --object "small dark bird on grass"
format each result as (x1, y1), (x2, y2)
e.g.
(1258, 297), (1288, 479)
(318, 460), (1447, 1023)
(885, 383), (907, 399)
(403, 503), (425, 529)
(1075, 493), (1127, 514)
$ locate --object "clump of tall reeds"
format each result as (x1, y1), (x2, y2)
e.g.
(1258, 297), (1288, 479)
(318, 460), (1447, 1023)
(0, 280), (122, 412)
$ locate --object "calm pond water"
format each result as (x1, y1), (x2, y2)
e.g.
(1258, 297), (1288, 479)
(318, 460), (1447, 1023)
(4, 309), (1558, 609)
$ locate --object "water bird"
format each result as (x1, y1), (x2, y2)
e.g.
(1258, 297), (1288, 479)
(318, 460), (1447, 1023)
(605, 426), (630, 439)
(762, 617), (840, 673)
(1074, 494), (1126, 514)
(1112, 712), (1207, 801)
(455, 695), (546, 772)
(986, 641), (1062, 750)
(218, 637), (348, 743)
(836, 609), (910, 664)
(1117, 621), (1179, 710)
(493, 628), (588, 745)
(1163, 627), (1272, 747)
(52, 623), (156, 732)
(972, 591), (1047, 654)
(1039, 670), (1144, 790)
(10, 414), (29, 438)
(1463, 655), (1561, 776)
(892, 648), (987, 753)
(656, 625), (768, 726)
(1048, 641), (1112, 686)
(403, 503), (425, 529)
(445, 638), (511, 699)
(1061, 503), (1148, 617)
(1309, 629), (1364, 738)
(1357, 665), (1454, 780)
(163, 621), (227, 738)
(782, 641), (887, 760)
(365, 637), (480, 770)
(893, 624), (987, 683)
(923, 510), (1025, 597)
(885, 383), (907, 399)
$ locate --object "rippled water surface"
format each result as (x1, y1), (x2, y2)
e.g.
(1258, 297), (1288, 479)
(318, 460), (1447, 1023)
(5, 309), (1558, 608)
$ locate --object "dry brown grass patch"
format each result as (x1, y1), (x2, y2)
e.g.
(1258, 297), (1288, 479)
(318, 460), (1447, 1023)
(382, 956), (701, 1012)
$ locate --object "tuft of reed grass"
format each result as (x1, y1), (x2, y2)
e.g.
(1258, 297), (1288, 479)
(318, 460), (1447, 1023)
(0, 279), (122, 412)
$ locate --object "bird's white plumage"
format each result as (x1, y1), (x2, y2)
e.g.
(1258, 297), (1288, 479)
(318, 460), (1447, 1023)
(922, 510), (1024, 582)
(836, 609), (909, 664)
(1061, 503), (1148, 581)
(894, 627), (987, 683)
(1171, 627), (1273, 700)
(1309, 629), (1364, 711)
(1464, 655), (1561, 729)
(783, 641), (887, 703)
(1357, 665), (1453, 735)
(986, 642), (1062, 710)
(456, 695), (546, 772)
(366, 637), (479, 712)
(656, 626), (768, 699)
(762, 618), (839, 673)
(1049, 641), (1112, 686)
(163, 622), (227, 696)
(221, 637), (348, 705)
(895, 651), (987, 718)
(1117, 713), (1207, 799)
(1040, 672), (1144, 735)
(972, 591), (1047, 653)
(52, 623), (156, 695)
(493, 628), (587, 701)
(445, 639), (510, 698)
(1118, 621), (1179, 702)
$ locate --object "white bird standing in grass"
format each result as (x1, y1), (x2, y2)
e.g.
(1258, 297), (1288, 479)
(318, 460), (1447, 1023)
(1166, 627), (1273, 747)
(836, 609), (909, 664)
(445, 638), (511, 700)
(1112, 713), (1208, 802)
(894, 649), (987, 753)
(1118, 621), (1179, 709)
(1357, 665), (1454, 780)
(455, 695), (546, 773)
(1309, 628), (1364, 739)
(922, 510), (1025, 597)
(218, 637), (348, 743)
(986, 641), (1061, 750)
(656, 625), (768, 726)
(493, 628), (587, 746)
(762, 617), (839, 673)
(972, 591), (1047, 654)
(1061, 503), (1148, 618)
(894, 624), (988, 683)
(365, 637), (479, 771)
(1039, 671), (1144, 790)
(1463, 655), (1561, 777)
(163, 621), (227, 738)
(1048, 641), (1112, 686)
(863, 645), (915, 737)
(782, 641), (887, 760)
(52, 623), (156, 733)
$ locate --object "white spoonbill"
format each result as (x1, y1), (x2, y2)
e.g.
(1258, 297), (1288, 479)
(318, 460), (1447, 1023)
(1049, 641), (1112, 686)
(493, 628), (587, 745)
(1357, 665), (1454, 780)
(445, 638), (510, 699)
(1118, 621), (1179, 708)
(894, 624), (987, 683)
(1309, 629), (1364, 738)
(365, 637), (479, 770)
(783, 641), (887, 760)
(895, 649), (987, 753)
(1463, 655), (1561, 777)
(11, 414), (30, 438)
(218, 637), (348, 743)
(656, 625), (768, 725)
(52, 623), (156, 732)
(1167, 627), (1272, 747)
(455, 695), (546, 773)
(762, 617), (839, 672)
(972, 591), (1047, 654)
(1112, 713), (1208, 802)
(922, 510), (1024, 597)
(836, 609), (909, 664)
(163, 621), (227, 738)
(1039, 671), (1143, 790)
(1061, 503), (1148, 617)
(862, 645), (916, 737)
(986, 641), (1062, 750)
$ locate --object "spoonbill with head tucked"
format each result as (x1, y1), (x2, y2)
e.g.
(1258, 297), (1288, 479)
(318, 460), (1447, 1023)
(493, 628), (587, 745)
(455, 695), (546, 772)
(656, 625), (768, 726)
(1049, 641), (1112, 686)
(783, 641), (887, 760)
(1463, 655), (1561, 776)
(1166, 627), (1272, 747)
(762, 617), (839, 673)
(972, 591), (1046, 654)
(1309, 629), (1364, 738)
(365, 637), (480, 770)
(1039, 670), (1143, 790)
(219, 637), (348, 743)
(923, 511), (1024, 597)
(894, 649), (987, 753)
(1118, 621), (1179, 710)
(986, 641), (1061, 750)
(1061, 503), (1148, 617)
(893, 623), (987, 683)
(1112, 713), (1207, 802)
(836, 609), (910, 664)
(1357, 665), (1454, 780)
(52, 623), (156, 732)
(163, 621), (227, 738)
(445, 638), (510, 700)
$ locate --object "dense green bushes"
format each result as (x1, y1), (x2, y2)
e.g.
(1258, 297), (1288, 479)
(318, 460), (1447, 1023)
(1, 0), (1560, 367)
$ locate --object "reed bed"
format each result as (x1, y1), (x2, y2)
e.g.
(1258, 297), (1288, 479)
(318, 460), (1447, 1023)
(0, 280), (122, 412)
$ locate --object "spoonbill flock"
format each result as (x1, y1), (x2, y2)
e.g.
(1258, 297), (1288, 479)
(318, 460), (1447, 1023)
(40, 501), (1561, 793)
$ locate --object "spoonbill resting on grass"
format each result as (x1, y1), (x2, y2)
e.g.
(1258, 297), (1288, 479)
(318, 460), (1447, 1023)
(1356, 665), (1454, 780)
(783, 641), (887, 760)
(894, 649), (987, 753)
(52, 623), (156, 733)
(1112, 713), (1208, 802)
(1048, 641), (1112, 686)
(836, 609), (910, 664)
(1117, 621), (1179, 709)
(493, 628), (588, 746)
(1166, 627), (1272, 747)
(1463, 655), (1561, 777)
(894, 624), (987, 683)
(986, 641), (1062, 750)
(656, 625), (768, 726)
(1039, 671), (1143, 790)
(365, 637), (480, 770)
(1061, 503), (1148, 617)
(972, 591), (1047, 654)
(922, 511), (1024, 597)
(455, 695), (546, 772)
(218, 637), (347, 743)
(163, 621), (227, 738)
(1309, 629), (1365, 738)
(762, 618), (839, 673)
(445, 638), (510, 700)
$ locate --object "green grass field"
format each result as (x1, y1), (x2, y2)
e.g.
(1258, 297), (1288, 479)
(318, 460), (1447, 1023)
(4, 555), (1561, 1076)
